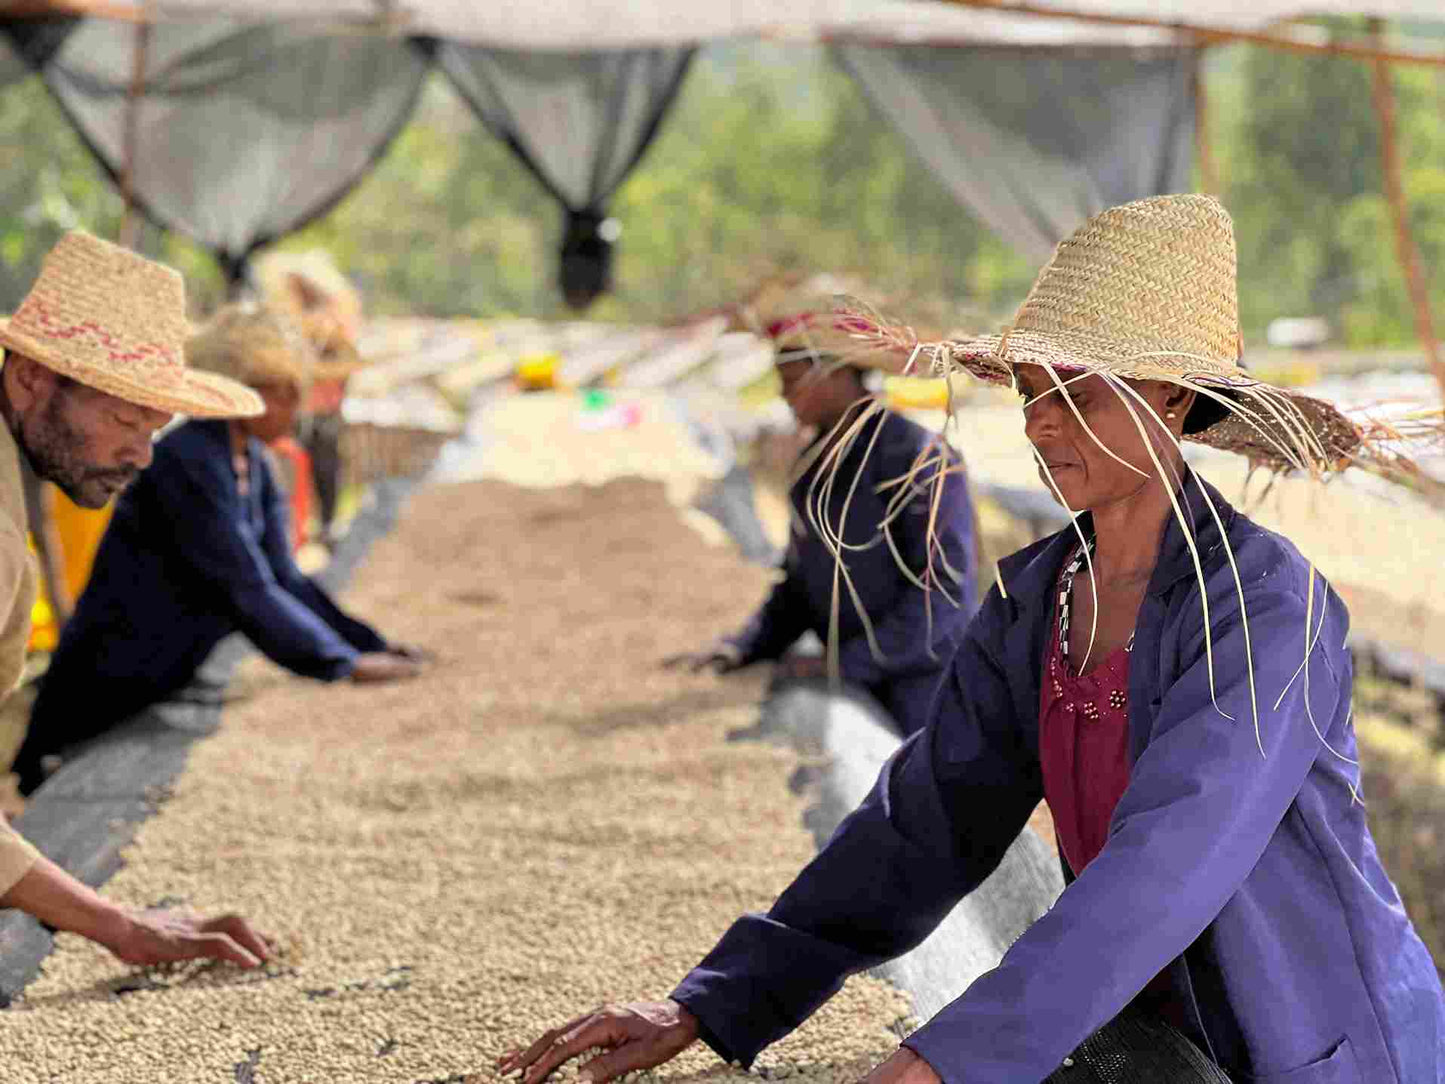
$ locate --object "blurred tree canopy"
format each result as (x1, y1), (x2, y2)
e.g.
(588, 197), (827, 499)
(1, 36), (1442, 348)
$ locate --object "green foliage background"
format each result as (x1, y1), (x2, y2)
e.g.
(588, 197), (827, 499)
(2, 36), (1443, 346)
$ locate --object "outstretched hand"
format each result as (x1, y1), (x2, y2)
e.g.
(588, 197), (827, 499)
(660, 642), (743, 675)
(351, 652), (422, 684)
(386, 642), (435, 665)
(104, 908), (272, 970)
(858, 1048), (942, 1084)
(497, 1000), (700, 1084)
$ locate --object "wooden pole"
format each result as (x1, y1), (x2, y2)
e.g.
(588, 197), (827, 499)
(1367, 17), (1444, 394)
(117, 14), (149, 250)
(1192, 47), (1217, 196)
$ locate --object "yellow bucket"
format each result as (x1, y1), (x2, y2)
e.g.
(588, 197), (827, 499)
(884, 375), (960, 411)
(515, 353), (560, 392)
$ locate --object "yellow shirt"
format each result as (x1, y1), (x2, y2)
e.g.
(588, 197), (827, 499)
(0, 420), (43, 895)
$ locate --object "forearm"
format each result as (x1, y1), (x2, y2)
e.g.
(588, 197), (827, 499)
(0, 855), (130, 948)
(229, 586), (360, 680)
(293, 577), (388, 653)
(728, 590), (806, 665)
(674, 728), (1031, 1067)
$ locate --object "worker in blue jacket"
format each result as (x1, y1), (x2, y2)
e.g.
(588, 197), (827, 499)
(497, 198), (1444, 1083)
(667, 314), (979, 735)
(13, 305), (424, 796)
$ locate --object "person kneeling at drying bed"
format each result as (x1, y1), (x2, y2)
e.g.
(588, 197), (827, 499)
(13, 303), (426, 796)
(667, 314), (979, 735)
(0, 232), (270, 968)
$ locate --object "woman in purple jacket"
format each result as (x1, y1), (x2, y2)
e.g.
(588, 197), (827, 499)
(498, 196), (1444, 1083)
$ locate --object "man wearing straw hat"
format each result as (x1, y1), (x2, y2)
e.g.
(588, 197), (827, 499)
(502, 197), (1443, 1082)
(0, 232), (271, 971)
(11, 302), (423, 794)
(665, 314), (979, 736)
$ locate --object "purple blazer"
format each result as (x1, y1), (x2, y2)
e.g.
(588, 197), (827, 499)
(675, 474), (1443, 1083)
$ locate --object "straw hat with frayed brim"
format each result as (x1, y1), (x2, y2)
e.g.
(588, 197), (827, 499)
(828, 195), (1363, 475)
(0, 231), (263, 419)
(186, 302), (316, 395)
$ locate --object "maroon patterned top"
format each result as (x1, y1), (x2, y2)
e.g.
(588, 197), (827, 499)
(1038, 553), (1184, 1023)
(1038, 599), (1133, 878)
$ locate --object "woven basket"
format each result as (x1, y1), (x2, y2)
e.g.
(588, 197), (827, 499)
(339, 422), (452, 489)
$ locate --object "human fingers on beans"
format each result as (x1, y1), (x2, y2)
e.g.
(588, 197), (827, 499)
(139, 911), (270, 969)
(497, 1011), (593, 1076)
(199, 913), (272, 964)
(503, 1003), (697, 1084)
(575, 1016), (696, 1084)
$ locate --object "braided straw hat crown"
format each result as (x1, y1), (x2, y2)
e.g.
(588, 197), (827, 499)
(935, 194), (1362, 469)
(989, 193), (1246, 383)
(0, 231), (262, 418)
(824, 195), (1363, 471)
(187, 303), (316, 395)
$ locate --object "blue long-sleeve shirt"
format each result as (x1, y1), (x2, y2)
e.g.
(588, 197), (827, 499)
(729, 409), (978, 721)
(675, 473), (1444, 1083)
(30, 420), (386, 737)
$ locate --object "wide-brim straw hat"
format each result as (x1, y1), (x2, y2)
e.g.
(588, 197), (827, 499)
(311, 336), (371, 383)
(827, 195), (1363, 475)
(767, 313), (833, 363)
(0, 231), (262, 418)
(187, 302), (315, 395)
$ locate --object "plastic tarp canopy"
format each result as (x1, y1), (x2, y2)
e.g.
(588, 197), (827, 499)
(43, 1), (1445, 48)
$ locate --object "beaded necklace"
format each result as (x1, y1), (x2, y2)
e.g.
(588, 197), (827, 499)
(1058, 536), (1135, 671)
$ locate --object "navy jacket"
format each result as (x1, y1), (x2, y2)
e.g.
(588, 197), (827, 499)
(31, 420), (385, 735)
(675, 474), (1444, 1083)
(729, 409), (977, 725)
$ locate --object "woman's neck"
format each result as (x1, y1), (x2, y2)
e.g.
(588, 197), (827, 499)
(1088, 460), (1186, 587)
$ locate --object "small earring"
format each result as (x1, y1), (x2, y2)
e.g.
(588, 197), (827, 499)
(1166, 411), (1177, 420)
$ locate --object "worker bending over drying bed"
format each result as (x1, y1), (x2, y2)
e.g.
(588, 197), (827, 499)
(667, 314), (979, 736)
(14, 303), (426, 797)
(0, 232), (269, 969)
(502, 198), (1444, 1083)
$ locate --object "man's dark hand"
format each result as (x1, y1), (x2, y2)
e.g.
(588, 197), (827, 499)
(497, 1000), (701, 1084)
(660, 641), (743, 675)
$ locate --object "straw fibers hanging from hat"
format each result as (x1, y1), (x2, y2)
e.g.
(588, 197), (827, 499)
(0, 231), (262, 419)
(817, 194), (1444, 495)
(789, 194), (1445, 756)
